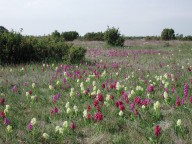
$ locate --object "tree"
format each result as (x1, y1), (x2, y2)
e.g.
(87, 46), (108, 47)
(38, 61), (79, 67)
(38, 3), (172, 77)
(175, 33), (183, 40)
(84, 32), (104, 41)
(104, 26), (125, 46)
(161, 28), (175, 40)
(61, 31), (79, 41)
(51, 30), (60, 38)
(0, 26), (8, 34)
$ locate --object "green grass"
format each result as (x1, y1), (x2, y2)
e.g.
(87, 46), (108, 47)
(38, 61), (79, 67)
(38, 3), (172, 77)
(0, 40), (192, 143)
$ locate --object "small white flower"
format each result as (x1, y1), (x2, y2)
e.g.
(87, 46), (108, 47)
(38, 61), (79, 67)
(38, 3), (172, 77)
(93, 86), (97, 91)
(59, 127), (64, 134)
(83, 109), (88, 118)
(164, 82), (169, 88)
(119, 110), (123, 116)
(86, 77), (90, 82)
(81, 86), (85, 92)
(42, 133), (49, 139)
(97, 89), (101, 94)
(56, 80), (60, 85)
(55, 126), (60, 132)
(66, 108), (71, 114)
(73, 105), (78, 113)
(106, 94), (110, 101)
(164, 91), (168, 99)
(21, 67), (24, 71)
(70, 88), (75, 97)
(116, 82), (121, 90)
(154, 101), (160, 111)
(131, 90), (135, 95)
(32, 83), (35, 88)
(63, 72), (67, 76)
(104, 101), (109, 107)
(26, 92), (29, 97)
(80, 82), (84, 87)
(31, 118), (37, 125)
(49, 85), (53, 90)
(7, 125), (13, 133)
(5, 105), (10, 110)
(91, 91), (96, 96)
(4, 109), (9, 114)
(63, 121), (68, 128)
(101, 70), (106, 77)
(164, 73), (168, 79)
(65, 102), (70, 108)
(177, 119), (181, 126)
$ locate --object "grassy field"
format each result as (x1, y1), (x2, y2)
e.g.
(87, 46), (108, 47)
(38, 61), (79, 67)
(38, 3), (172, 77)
(0, 40), (192, 143)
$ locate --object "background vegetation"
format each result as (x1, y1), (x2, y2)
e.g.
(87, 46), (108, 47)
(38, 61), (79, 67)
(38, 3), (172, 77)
(104, 27), (125, 47)
(0, 28), (86, 65)
(83, 32), (104, 41)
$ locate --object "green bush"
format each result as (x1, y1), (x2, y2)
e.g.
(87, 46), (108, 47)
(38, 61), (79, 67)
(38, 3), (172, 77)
(104, 27), (125, 46)
(61, 31), (79, 41)
(182, 36), (192, 41)
(161, 28), (175, 40)
(0, 26), (8, 34)
(69, 46), (87, 64)
(0, 31), (86, 65)
(125, 36), (145, 40)
(0, 31), (34, 64)
(145, 36), (160, 41)
(51, 30), (61, 39)
(83, 32), (104, 41)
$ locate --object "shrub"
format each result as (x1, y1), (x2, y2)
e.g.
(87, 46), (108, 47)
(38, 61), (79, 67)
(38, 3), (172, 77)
(161, 28), (175, 40)
(0, 31), (34, 64)
(104, 27), (125, 46)
(145, 36), (160, 41)
(0, 31), (86, 65)
(0, 26), (8, 34)
(83, 32), (104, 41)
(51, 30), (61, 39)
(125, 36), (145, 40)
(61, 31), (79, 41)
(182, 36), (192, 41)
(175, 33), (183, 40)
(69, 46), (87, 64)
(30, 36), (70, 62)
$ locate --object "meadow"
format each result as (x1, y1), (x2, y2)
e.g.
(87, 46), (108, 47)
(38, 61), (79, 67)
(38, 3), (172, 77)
(0, 40), (192, 143)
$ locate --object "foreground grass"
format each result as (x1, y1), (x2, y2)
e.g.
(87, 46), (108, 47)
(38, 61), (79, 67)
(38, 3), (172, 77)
(0, 41), (192, 143)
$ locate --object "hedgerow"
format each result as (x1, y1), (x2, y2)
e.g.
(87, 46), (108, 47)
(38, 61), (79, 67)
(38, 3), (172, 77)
(0, 31), (86, 65)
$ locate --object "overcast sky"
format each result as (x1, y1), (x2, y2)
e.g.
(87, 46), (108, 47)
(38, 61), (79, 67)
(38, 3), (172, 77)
(1, 0), (192, 36)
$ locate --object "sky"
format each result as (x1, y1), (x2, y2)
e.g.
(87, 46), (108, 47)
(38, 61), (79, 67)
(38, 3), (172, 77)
(0, 0), (192, 36)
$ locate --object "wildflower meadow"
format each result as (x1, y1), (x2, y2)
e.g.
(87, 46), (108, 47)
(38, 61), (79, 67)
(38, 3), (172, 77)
(0, 40), (192, 143)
